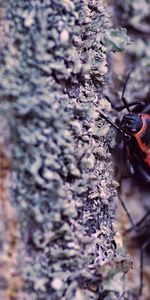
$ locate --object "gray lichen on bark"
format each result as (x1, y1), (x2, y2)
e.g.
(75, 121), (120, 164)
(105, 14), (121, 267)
(0, 1), (130, 299)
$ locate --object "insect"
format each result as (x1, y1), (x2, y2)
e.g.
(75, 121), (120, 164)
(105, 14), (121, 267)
(100, 72), (150, 184)
(100, 71), (150, 296)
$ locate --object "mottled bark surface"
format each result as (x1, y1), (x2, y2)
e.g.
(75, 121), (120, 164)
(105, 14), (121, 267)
(0, 1), (131, 299)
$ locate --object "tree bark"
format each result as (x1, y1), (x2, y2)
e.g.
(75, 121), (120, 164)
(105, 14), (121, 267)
(0, 1), (130, 299)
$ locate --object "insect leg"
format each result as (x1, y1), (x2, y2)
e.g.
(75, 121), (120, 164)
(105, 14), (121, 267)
(139, 238), (150, 295)
(117, 139), (137, 229)
(104, 68), (134, 112)
(124, 210), (150, 235)
(118, 194), (135, 228)
(104, 95), (144, 112)
(120, 68), (136, 112)
(123, 210), (150, 295)
(99, 112), (125, 135)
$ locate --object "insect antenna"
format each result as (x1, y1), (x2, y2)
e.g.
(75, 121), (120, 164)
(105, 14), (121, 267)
(100, 112), (125, 136)
(120, 67), (135, 113)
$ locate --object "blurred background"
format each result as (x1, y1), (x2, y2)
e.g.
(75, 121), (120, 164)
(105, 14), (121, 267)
(105, 1), (150, 298)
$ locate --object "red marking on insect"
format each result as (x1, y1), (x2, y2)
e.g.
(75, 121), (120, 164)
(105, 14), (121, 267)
(133, 114), (150, 167)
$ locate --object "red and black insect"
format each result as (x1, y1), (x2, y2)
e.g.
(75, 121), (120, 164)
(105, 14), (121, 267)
(100, 72), (150, 296)
(100, 72), (150, 184)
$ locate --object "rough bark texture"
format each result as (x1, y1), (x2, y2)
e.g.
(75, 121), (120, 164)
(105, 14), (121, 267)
(0, 1), (130, 299)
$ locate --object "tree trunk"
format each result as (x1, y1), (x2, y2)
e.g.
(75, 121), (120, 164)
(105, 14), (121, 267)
(0, 1), (130, 299)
